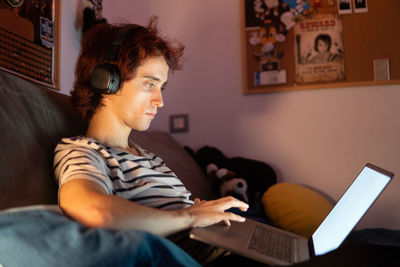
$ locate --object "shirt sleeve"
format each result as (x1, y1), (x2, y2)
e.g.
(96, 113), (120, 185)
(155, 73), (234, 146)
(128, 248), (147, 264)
(53, 139), (114, 194)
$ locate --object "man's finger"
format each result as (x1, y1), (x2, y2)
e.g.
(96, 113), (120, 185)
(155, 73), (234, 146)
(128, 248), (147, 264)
(223, 212), (246, 223)
(217, 196), (249, 211)
(223, 219), (231, 226)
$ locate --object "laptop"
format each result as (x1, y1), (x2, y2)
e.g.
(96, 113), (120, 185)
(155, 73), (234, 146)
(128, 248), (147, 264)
(189, 163), (394, 265)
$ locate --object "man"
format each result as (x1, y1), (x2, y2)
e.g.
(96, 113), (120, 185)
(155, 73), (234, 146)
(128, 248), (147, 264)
(53, 17), (248, 265)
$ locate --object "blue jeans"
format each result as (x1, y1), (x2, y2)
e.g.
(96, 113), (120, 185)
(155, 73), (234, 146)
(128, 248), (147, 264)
(0, 207), (200, 267)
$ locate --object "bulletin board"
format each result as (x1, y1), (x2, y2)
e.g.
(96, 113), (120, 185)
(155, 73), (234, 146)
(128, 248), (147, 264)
(242, 0), (400, 94)
(0, 0), (59, 89)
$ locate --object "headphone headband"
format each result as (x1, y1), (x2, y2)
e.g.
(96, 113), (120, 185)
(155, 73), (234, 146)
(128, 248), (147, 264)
(104, 25), (136, 61)
(89, 24), (141, 94)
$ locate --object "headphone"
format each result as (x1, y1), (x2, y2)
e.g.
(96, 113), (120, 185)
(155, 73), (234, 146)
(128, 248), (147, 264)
(89, 25), (139, 94)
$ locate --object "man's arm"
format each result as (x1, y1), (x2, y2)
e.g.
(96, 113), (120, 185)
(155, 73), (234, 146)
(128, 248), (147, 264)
(59, 179), (249, 236)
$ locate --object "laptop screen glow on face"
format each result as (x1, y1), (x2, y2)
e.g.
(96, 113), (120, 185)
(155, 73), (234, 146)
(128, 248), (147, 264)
(312, 165), (391, 256)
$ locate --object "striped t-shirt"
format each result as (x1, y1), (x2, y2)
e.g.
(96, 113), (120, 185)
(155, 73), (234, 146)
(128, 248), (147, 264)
(53, 136), (194, 210)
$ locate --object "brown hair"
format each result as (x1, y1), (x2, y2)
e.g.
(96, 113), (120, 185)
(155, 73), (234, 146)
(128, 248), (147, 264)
(314, 34), (332, 52)
(71, 17), (184, 121)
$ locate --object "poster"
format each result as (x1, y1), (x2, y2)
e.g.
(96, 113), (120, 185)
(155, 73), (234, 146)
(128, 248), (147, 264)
(245, 0), (291, 85)
(294, 13), (345, 84)
(244, 0), (315, 86)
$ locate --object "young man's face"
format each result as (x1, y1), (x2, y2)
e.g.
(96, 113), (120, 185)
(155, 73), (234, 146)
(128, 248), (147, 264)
(106, 55), (168, 131)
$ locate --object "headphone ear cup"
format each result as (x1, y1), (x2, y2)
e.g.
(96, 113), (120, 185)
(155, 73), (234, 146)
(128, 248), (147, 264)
(90, 63), (121, 94)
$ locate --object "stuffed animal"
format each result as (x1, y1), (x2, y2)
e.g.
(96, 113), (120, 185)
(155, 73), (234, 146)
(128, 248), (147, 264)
(185, 145), (277, 211)
(206, 163), (249, 203)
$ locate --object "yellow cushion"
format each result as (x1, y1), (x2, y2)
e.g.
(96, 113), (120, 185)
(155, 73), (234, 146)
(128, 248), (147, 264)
(262, 183), (333, 238)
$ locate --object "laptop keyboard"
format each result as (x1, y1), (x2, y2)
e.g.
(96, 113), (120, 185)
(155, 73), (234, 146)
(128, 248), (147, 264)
(248, 225), (296, 263)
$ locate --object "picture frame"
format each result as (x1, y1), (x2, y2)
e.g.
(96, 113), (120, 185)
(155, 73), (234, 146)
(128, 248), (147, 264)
(353, 0), (368, 13)
(0, 0), (60, 89)
(337, 0), (352, 14)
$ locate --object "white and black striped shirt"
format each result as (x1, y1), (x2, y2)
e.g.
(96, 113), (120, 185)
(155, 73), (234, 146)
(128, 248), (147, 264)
(53, 136), (194, 210)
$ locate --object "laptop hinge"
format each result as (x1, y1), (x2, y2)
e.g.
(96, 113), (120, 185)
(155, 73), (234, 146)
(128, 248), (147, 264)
(308, 238), (316, 257)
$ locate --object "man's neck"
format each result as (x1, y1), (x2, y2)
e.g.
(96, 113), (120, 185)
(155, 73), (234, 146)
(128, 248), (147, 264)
(86, 108), (131, 149)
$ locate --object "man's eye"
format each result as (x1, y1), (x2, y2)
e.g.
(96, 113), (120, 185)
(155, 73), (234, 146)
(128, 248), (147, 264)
(145, 82), (155, 89)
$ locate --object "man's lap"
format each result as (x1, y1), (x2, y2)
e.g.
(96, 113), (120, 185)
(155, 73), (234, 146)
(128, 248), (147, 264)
(0, 207), (200, 267)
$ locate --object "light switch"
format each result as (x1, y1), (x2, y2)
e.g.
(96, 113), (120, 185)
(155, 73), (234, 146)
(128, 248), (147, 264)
(169, 114), (189, 133)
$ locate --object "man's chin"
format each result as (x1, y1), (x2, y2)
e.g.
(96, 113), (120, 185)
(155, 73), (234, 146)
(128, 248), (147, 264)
(132, 124), (151, 132)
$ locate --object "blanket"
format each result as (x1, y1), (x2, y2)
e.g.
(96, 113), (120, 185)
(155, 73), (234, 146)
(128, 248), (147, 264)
(0, 206), (200, 267)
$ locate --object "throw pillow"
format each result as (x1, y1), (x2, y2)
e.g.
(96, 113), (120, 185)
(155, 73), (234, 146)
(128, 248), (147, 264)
(262, 183), (333, 238)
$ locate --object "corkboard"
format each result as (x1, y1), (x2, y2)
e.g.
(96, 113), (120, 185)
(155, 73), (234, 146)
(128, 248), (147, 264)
(242, 0), (400, 94)
(0, 0), (59, 89)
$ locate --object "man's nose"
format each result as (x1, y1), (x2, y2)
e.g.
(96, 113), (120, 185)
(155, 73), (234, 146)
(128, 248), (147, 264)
(151, 88), (164, 108)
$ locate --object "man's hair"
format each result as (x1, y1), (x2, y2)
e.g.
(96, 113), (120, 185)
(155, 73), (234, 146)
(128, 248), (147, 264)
(314, 34), (332, 52)
(71, 17), (184, 121)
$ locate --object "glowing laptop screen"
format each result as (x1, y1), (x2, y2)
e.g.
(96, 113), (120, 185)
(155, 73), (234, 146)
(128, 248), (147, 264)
(312, 164), (392, 256)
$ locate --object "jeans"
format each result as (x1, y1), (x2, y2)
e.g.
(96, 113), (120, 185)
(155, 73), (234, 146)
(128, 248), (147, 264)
(0, 206), (200, 267)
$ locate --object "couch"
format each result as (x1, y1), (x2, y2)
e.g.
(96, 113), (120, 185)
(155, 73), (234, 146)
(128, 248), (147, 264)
(0, 69), (399, 267)
(0, 69), (217, 210)
(0, 69), (208, 267)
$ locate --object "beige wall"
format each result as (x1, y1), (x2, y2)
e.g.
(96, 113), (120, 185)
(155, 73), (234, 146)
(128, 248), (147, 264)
(59, 0), (400, 230)
(148, 0), (400, 230)
(59, 0), (148, 94)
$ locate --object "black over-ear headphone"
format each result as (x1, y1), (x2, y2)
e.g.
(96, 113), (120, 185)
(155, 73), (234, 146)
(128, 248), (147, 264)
(89, 25), (138, 94)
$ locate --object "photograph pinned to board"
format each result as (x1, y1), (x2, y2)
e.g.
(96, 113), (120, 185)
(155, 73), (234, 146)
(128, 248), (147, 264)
(244, 0), (314, 86)
(373, 58), (390, 81)
(337, 0), (352, 14)
(353, 0), (368, 13)
(294, 13), (345, 84)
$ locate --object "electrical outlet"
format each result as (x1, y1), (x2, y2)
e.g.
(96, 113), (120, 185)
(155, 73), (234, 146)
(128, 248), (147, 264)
(169, 114), (189, 133)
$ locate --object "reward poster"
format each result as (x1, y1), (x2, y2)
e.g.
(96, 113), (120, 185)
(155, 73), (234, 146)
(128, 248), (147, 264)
(294, 13), (345, 83)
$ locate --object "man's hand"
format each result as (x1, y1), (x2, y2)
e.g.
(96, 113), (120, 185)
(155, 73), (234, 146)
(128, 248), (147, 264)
(186, 196), (249, 228)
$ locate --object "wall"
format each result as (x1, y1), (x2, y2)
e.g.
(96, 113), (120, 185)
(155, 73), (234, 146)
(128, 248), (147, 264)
(59, 0), (400, 230)
(59, 0), (149, 94)
(148, 0), (400, 230)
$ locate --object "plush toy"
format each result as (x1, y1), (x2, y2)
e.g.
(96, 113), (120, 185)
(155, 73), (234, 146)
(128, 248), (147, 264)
(185, 145), (277, 212)
(206, 163), (249, 203)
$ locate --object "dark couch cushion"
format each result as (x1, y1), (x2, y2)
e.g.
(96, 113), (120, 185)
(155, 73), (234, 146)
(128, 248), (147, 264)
(0, 71), (86, 210)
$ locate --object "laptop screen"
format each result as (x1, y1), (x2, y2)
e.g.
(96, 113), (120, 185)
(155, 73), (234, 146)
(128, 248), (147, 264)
(311, 164), (392, 256)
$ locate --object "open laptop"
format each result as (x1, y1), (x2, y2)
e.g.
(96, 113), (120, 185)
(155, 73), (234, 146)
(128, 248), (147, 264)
(190, 163), (394, 265)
